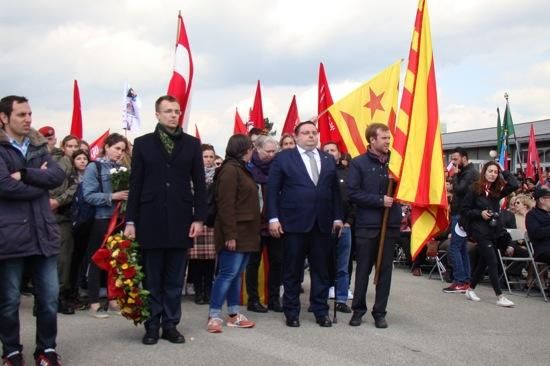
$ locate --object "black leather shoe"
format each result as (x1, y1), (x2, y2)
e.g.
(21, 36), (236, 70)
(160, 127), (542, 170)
(58, 302), (75, 315)
(349, 311), (364, 327)
(374, 317), (388, 329)
(247, 301), (268, 313)
(335, 303), (352, 313)
(161, 328), (186, 343)
(268, 301), (283, 313)
(285, 318), (300, 327)
(142, 328), (159, 345)
(315, 315), (332, 327)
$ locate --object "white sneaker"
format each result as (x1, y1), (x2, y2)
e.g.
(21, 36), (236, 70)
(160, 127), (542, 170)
(347, 289), (354, 300)
(186, 283), (195, 296)
(328, 287), (335, 299)
(465, 289), (481, 302)
(496, 295), (514, 307)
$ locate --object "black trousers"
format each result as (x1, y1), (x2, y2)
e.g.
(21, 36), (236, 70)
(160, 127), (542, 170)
(282, 226), (332, 319)
(70, 221), (93, 296)
(188, 259), (215, 296)
(86, 219), (109, 303)
(142, 248), (187, 330)
(470, 239), (502, 296)
(352, 228), (398, 318)
(245, 236), (283, 305)
(535, 251), (550, 265)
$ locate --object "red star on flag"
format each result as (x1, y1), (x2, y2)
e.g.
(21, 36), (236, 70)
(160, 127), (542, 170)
(364, 88), (385, 119)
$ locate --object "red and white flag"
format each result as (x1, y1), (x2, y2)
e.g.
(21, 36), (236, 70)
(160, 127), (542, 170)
(234, 108), (247, 135)
(281, 95), (300, 135)
(318, 63), (346, 152)
(167, 12), (194, 131)
(71, 80), (83, 139)
(89, 130), (110, 161)
(249, 80), (265, 129)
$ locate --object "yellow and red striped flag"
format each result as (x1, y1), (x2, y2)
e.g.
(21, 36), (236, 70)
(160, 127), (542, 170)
(327, 61), (400, 157)
(390, 0), (448, 260)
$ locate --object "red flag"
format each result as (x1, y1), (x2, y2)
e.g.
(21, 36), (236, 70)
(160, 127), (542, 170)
(281, 95), (301, 135)
(195, 124), (201, 141)
(526, 124), (541, 181)
(89, 130), (110, 161)
(71, 80), (83, 139)
(318, 63), (347, 153)
(234, 108), (247, 135)
(249, 80), (265, 129)
(167, 12), (194, 130)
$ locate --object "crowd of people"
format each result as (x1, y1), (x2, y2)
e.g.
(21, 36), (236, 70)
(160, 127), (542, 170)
(1, 94), (549, 365)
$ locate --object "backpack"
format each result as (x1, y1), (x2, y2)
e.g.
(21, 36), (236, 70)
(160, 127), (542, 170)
(71, 161), (103, 227)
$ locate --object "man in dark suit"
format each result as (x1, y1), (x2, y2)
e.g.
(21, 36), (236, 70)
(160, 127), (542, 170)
(267, 121), (343, 328)
(124, 95), (207, 345)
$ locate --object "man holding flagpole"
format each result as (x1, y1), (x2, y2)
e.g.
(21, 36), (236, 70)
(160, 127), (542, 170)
(347, 123), (401, 328)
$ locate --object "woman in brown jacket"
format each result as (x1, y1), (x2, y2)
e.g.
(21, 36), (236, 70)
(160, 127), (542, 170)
(207, 135), (261, 333)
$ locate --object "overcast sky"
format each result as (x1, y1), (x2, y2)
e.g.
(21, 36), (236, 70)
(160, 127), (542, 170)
(1, 0), (549, 152)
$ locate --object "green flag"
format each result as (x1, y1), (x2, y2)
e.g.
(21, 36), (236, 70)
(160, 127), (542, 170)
(502, 99), (522, 166)
(496, 107), (502, 154)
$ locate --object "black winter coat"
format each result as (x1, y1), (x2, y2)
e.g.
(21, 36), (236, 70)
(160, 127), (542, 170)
(125, 130), (207, 249)
(460, 171), (519, 242)
(347, 152), (401, 229)
(0, 129), (65, 259)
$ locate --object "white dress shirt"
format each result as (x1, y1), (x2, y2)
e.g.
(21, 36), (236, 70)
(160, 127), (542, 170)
(297, 145), (321, 183)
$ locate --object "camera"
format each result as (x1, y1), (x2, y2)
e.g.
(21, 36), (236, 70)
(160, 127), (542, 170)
(488, 211), (499, 227)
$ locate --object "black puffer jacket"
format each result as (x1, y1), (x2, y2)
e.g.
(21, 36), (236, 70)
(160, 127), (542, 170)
(0, 128), (65, 260)
(451, 163), (480, 215)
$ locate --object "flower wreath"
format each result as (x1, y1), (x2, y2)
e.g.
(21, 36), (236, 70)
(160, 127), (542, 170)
(93, 232), (150, 325)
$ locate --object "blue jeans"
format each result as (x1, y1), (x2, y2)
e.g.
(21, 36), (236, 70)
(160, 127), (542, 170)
(335, 226), (352, 303)
(0, 255), (59, 357)
(209, 250), (250, 319)
(448, 215), (471, 284)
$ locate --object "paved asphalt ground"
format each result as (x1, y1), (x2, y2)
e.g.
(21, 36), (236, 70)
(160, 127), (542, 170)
(18, 267), (549, 366)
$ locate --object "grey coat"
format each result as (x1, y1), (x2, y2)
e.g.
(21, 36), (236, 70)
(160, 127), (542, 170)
(0, 128), (65, 260)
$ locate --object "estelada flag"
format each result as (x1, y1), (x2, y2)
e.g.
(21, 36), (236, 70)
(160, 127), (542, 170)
(390, 0), (448, 260)
(281, 95), (300, 135)
(327, 61), (400, 158)
(234, 108), (247, 135)
(89, 129), (110, 161)
(167, 12), (194, 131)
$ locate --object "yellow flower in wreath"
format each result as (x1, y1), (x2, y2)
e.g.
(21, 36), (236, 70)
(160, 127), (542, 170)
(121, 263), (129, 270)
(115, 278), (124, 288)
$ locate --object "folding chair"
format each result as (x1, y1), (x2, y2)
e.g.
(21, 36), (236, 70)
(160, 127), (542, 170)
(393, 243), (408, 268)
(498, 230), (547, 302)
(524, 234), (549, 302)
(428, 250), (447, 282)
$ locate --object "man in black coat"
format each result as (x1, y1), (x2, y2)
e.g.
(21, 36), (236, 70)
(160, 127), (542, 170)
(124, 95), (207, 345)
(347, 123), (401, 328)
(526, 185), (550, 264)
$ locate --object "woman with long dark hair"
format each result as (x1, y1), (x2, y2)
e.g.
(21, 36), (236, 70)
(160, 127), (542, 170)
(207, 135), (260, 333)
(82, 133), (129, 318)
(460, 161), (519, 306)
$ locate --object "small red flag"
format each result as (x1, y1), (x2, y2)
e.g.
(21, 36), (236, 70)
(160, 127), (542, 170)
(281, 95), (300, 135)
(526, 124), (541, 181)
(318, 63), (346, 153)
(89, 130), (110, 161)
(167, 12), (194, 130)
(249, 80), (265, 129)
(234, 108), (247, 135)
(70, 80), (83, 139)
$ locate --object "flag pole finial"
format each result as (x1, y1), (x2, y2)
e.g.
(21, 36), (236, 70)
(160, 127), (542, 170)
(504, 92), (509, 102)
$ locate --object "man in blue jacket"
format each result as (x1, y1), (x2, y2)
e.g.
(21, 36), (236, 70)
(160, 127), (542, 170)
(347, 123), (401, 328)
(0, 95), (65, 366)
(267, 121), (343, 328)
